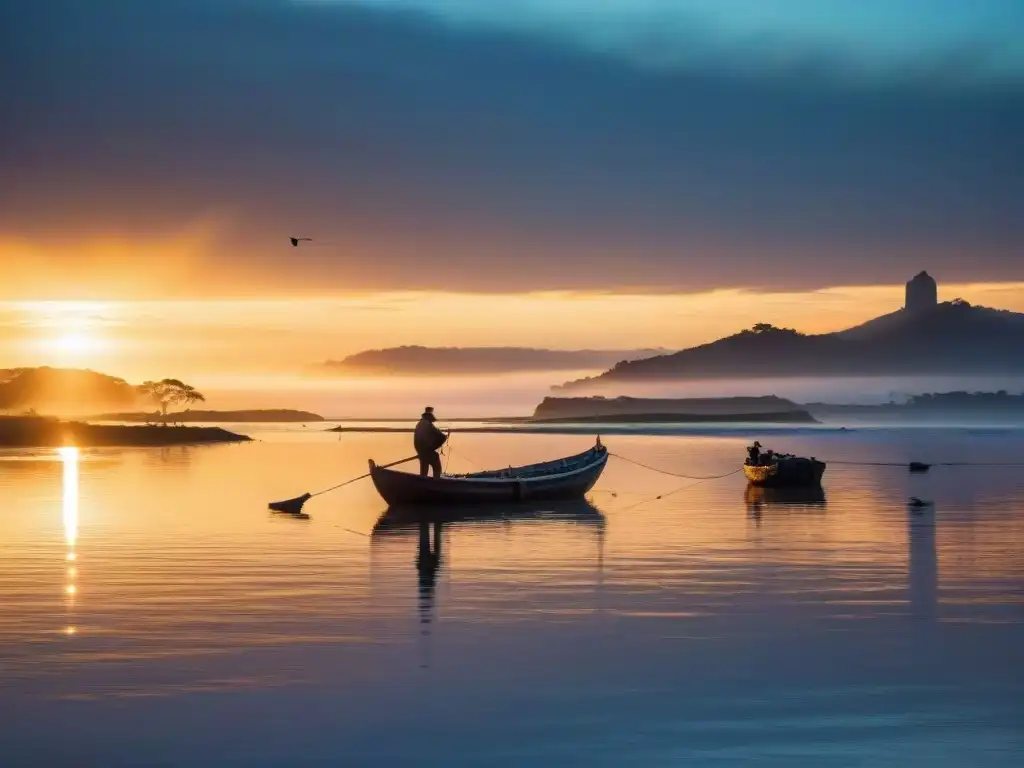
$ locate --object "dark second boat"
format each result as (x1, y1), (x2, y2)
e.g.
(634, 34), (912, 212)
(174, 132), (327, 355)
(743, 454), (826, 488)
(369, 439), (608, 506)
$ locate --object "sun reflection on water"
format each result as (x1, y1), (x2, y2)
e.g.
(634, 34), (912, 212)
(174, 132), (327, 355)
(58, 446), (79, 634)
(59, 447), (78, 548)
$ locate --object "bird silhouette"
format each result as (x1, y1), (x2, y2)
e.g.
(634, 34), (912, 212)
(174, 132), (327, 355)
(289, 237), (313, 247)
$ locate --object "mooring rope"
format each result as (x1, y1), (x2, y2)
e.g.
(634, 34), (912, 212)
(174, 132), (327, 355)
(609, 452), (745, 481)
(308, 474), (372, 498)
(825, 460), (1024, 468)
(597, 452), (744, 513)
(446, 443), (482, 472)
(612, 472), (741, 514)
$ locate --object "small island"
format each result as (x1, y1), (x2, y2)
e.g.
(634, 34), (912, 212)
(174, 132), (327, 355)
(0, 416), (251, 448)
(531, 396), (819, 424)
(0, 376), (253, 446)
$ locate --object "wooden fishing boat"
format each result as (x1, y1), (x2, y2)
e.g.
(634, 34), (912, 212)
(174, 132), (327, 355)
(743, 455), (826, 488)
(369, 439), (608, 506)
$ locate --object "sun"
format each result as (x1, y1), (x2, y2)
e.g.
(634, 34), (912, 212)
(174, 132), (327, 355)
(53, 332), (97, 355)
(39, 330), (109, 364)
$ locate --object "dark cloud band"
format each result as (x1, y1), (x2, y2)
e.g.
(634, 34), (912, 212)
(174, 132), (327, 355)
(1, 0), (1021, 294)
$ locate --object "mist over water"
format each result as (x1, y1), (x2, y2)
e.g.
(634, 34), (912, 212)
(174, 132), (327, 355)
(196, 372), (1024, 418)
(199, 371), (588, 418)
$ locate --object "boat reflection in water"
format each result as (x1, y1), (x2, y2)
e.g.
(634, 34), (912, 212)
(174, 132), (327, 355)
(745, 484), (827, 521)
(373, 498), (606, 531)
(370, 499), (605, 667)
(908, 504), (938, 623)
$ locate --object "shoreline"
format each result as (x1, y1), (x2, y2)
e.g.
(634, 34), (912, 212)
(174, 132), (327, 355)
(0, 417), (251, 448)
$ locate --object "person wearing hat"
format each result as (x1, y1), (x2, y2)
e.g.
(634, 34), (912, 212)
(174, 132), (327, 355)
(414, 406), (448, 477)
(747, 441), (762, 466)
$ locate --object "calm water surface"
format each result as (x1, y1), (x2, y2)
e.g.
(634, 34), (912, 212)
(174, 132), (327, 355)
(1, 428), (1022, 766)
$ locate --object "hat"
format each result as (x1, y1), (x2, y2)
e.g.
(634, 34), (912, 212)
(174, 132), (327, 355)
(421, 406), (435, 420)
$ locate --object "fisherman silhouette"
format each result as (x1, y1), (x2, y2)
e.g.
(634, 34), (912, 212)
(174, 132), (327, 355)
(289, 237), (312, 247)
(414, 406), (447, 478)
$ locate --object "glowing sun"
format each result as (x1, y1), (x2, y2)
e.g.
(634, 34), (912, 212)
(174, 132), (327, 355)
(54, 332), (96, 355)
(42, 330), (108, 361)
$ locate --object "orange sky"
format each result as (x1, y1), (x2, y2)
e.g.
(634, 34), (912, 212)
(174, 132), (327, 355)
(2, 281), (1023, 382)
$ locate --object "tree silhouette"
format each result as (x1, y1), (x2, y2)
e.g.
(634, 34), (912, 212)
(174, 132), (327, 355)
(137, 379), (206, 425)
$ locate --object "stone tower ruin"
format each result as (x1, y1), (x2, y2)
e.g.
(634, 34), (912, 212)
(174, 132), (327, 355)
(905, 271), (938, 314)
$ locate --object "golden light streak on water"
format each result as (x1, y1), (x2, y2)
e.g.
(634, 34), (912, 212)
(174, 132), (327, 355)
(58, 447), (79, 550)
(59, 447), (79, 623)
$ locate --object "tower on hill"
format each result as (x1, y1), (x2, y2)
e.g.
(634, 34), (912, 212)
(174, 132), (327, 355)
(905, 271), (938, 314)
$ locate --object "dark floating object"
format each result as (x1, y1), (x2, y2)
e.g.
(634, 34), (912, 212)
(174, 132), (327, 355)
(289, 237), (313, 247)
(909, 462), (931, 473)
(269, 493), (311, 514)
(908, 496), (933, 510)
(744, 454), (826, 488)
(369, 439), (608, 506)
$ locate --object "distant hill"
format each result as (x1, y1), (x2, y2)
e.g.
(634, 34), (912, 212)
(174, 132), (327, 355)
(558, 301), (1024, 391)
(533, 395), (817, 423)
(312, 346), (671, 376)
(0, 367), (138, 413)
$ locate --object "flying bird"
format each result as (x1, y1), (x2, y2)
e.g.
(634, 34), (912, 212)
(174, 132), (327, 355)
(289, 237), (313, 247)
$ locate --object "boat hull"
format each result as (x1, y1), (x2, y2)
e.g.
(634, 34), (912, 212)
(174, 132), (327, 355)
(744, 458), (826, 488)
(370, 446), (608, 506)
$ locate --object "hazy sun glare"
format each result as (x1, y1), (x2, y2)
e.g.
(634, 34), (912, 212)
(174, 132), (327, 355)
(49, 331), (104, 357)
(1, 282), (1023, 383)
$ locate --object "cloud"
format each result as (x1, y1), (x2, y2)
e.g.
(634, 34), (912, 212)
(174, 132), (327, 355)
(0, 0), (1021, 297)
(324, 0), (1024, 83)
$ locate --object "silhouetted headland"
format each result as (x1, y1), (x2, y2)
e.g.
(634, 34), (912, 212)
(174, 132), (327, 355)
(0, 416), (250, 447)
(0, 367), (138, 413)
(558, 275), (1024, 392)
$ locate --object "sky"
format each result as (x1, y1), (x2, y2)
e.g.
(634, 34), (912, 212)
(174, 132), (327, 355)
(1, 0), (1022, 382)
